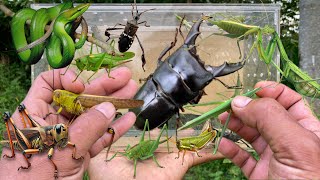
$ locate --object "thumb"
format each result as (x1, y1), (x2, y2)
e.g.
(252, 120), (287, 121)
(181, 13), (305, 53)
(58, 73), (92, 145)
(231, 96), (316, 153)
(68, 102), (116, 156)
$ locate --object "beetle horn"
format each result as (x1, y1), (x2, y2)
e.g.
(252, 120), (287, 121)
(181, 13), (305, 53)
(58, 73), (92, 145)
(205, 57), (246, 77)
(184, 19), (203, 46)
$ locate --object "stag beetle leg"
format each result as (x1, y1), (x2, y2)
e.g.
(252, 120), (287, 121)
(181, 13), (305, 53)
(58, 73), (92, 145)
(157, 16), (187, 66)
(157, 28), (179, 66)
(214, 78), (243, 89)
(177, 15), (186, 41)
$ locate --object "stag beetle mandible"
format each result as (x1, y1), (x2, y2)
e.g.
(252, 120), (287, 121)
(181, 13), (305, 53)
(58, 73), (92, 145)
(131, 18), (246, 130)
(105, 0), (154, 70)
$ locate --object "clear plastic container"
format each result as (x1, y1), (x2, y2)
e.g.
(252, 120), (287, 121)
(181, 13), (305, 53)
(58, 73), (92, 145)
(31, 3), (280, 152)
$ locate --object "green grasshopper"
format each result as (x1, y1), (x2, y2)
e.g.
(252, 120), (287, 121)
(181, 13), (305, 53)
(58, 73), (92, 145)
(1, 104), (82, 179)
(175, 121), (217, 165)
(64, 35), (135, 83)
(107, 120), (170, 178)
(72, 51), (135, 83)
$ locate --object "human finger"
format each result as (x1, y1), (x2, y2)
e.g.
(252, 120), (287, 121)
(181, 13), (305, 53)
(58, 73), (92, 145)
(84, 67), (132, 96)
(217, 138), (265, 178)
(254, 81), (302, 109)
(218, 111), (268, 155)
(67, 102), (116, 158)
(89, 112), (136, 157)
(218, 112), (259, 142)
(28, 68), (85, 104)
(254, 81), (317, 121)
(109, 79), (139, 99)
(231, 96), (318, 157)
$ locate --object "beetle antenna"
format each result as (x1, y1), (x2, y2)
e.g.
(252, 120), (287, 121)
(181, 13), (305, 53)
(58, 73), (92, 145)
(137, 8), (155, 17)
(135, 0), (138, 15)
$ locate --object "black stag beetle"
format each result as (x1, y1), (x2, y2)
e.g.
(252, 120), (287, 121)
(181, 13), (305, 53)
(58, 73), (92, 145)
(131, 18), (246, 130)
(105, 1), (155, 70)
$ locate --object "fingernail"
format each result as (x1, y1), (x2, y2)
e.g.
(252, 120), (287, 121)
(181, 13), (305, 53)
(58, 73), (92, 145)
(95, 102), (116, 120)
(232, 96), (252, 108)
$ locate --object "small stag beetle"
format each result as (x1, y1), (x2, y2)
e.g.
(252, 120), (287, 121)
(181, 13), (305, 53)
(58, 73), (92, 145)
(131, 18), (246, 130)
(105, 0), (155, 70)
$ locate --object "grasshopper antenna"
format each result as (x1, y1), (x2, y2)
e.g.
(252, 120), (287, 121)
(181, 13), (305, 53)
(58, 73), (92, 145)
(42, 87), (53, 92)
(67, 116), (77, 127)
(52, 69), (55, 90)
(40, 68), (55, 92)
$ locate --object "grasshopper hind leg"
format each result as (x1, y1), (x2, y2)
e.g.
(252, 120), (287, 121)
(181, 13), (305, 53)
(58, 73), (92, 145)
(17, 154), (32, 171)
(133, 159), (137, 178)
(67, 142), (84, 160)
(105, 127), (115, 161)
(18, 149), (39, 171)
(3, 120), (16, 158)
(152, 155), (164, 168)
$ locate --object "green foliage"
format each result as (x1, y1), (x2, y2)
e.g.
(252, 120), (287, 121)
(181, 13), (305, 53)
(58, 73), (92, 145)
(0, 0), (30, 63)
(184, 159), (246, 179)
(193, 0), (272, 2)
(83, 171), (89, 180)
(0, 0), (31, 155)
(0, 62), (30, 151)
(0, 62), (30, 112)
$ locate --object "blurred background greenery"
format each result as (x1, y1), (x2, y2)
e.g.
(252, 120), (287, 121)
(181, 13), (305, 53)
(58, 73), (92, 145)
(0, 0), (299, 179)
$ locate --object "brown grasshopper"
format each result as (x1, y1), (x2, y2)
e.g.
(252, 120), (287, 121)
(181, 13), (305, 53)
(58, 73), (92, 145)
(1, 104), (82, 179)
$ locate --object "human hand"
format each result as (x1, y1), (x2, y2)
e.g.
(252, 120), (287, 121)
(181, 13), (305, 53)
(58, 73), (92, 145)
(88, 147), (224, 180)
(218, 81), (320, 179)
(0, 67), (138, 179)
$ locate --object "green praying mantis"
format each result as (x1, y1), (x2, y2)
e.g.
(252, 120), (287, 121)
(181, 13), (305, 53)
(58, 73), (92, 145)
(204, 15), (320, 99)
